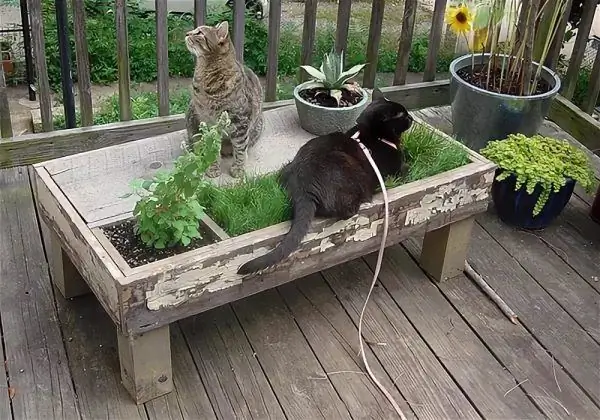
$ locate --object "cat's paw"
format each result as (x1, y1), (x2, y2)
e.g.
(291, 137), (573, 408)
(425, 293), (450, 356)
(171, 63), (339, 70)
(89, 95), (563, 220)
(205, 162), (222, 178)
(230, 163), (245, 178)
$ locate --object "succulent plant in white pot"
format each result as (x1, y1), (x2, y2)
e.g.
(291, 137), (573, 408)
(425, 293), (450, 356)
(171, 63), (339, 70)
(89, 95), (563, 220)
(294, 50), (369, 136)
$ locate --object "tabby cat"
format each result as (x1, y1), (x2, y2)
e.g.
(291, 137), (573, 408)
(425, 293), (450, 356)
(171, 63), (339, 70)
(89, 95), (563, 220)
(185, 21), (264, 178)
(237, 97), (413, 274)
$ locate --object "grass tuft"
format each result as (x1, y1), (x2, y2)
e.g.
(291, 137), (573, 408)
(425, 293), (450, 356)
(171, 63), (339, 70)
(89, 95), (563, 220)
(199, 173), (292, 237)
(202, 123), (470, 237)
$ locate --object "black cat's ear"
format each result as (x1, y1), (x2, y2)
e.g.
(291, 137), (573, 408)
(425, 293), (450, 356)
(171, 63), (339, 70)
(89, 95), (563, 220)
(372, 88), (385, 100)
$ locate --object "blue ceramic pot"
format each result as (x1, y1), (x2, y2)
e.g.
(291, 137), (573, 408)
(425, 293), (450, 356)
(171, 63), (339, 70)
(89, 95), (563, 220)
(491, 169), (575, 230)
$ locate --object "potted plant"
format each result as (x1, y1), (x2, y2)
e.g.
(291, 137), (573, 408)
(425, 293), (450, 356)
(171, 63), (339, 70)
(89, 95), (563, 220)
(0, 40), (14, 76)
(480, 133), (597, 230)
(445, 1), (566, 151)
(294, 50), (368, 136)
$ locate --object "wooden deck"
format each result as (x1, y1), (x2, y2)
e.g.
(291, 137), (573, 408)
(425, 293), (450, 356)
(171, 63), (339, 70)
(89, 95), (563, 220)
(0, 107), (599, 420)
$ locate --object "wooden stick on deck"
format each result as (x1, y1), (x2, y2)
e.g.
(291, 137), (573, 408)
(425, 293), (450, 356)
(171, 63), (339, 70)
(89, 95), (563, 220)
(28, 0), (53, 132)
(464, 260), (519, 324)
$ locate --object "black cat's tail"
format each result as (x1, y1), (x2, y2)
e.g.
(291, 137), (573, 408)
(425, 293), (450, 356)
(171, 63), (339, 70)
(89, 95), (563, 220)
(237, 196), (316, 275)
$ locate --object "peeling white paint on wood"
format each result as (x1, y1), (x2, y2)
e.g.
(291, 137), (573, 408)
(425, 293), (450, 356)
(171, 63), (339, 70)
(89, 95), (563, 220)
(145, 247), (269, 310)
(405, 181), (489, 226)
(347, 219), (383, 242)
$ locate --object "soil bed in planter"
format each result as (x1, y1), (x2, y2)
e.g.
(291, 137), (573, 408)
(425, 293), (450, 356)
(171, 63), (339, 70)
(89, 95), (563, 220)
(456, 64), (551, 96)
(102, 219), (216, 267)
(298, 87), (363, 107)
(32, 103), (496, 405)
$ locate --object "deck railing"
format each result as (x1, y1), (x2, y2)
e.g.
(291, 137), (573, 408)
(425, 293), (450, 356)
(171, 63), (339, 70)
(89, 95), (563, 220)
(0, 0), (599, 166)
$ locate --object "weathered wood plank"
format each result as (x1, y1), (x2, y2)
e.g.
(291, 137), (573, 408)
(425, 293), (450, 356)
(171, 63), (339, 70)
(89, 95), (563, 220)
(400, 239), (600, 419)
(155, 0), (169, 117)
(119, 161), (493, 334)
(279, 275), (415, 419)
(28, 0), (53, 131)
(116, 0), (132, 121)
(562, 0), (597, 100)
(31, 166), (122, 325)
(363, 246), (545, 418)
(265, 0), (282, 101)
(180, 305), (285, 419)
(460, 223), (600, 404)
(46, 226), (92, 298)
(393, 0), (418, 85)
(0, 167), (79, 419)
(423, 0), (447, 82)
(71, 0), (94, 126)
(232, 0), (245, 63)
(0, 83), (451, 169)
(194, 0), (207, 26)
(232, 290), (353, 419)
(0, 63), (13, 138)
(300, 0), (317, 83)
(476, 210), (600, 341)
(548, 95), (600, 160)
(583, 46), (600, 115)
(321, 259), (481, 419)
(535, 197), (600, 293)
(53, 292), (147, 419)
(363, 0), (385, 89)
(335, 0), (351, 54)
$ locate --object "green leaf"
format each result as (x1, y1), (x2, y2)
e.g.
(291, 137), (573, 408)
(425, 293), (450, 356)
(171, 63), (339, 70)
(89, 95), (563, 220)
(181, 235), (191, 247)
(336, 63), (366, 85)
(300, 65), (326, 81)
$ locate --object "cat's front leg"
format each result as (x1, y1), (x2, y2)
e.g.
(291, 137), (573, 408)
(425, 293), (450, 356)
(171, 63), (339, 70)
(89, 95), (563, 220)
(230, 138), (248, 178)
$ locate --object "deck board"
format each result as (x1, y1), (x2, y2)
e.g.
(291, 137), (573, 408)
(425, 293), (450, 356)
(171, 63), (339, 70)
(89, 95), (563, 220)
(363, 247), (544, 419)
(464, 224), (600, 405)
(279, 274), (415, 419)
(0, 167), (80, 420)
(322, 260), (481, 419)
(2, 103), (600, 419)
(232, 290), (354, 419)
(477, 210), (600, 342)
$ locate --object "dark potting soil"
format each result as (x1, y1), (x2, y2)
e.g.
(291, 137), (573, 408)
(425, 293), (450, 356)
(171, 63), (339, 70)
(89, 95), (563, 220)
(456, 64), (551, 96)
(102, 219), (216, 268)
(299, 87), (363, 108)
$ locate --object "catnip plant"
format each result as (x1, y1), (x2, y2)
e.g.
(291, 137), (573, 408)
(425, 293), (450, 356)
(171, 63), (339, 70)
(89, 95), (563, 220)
(130, 112), (231, 249)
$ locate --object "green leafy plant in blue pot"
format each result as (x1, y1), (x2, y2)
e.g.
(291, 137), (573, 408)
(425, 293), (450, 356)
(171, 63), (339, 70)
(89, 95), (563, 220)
(480, 133), (597, 230)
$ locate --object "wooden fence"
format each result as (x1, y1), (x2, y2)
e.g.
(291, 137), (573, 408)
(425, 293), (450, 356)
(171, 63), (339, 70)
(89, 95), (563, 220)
(0, 0), (599, 166)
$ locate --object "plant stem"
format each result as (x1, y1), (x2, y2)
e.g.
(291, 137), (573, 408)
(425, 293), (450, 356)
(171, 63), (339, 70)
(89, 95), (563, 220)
(523, 0), (540, 95)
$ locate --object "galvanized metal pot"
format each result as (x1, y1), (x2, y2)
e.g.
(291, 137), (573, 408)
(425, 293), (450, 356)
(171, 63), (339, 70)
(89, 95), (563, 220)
(449, 53), (561, 151)
(293, 82), (369, 136)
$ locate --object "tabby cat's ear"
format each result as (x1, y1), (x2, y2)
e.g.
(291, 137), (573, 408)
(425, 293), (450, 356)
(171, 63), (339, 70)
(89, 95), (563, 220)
(216, 21), (229, 42)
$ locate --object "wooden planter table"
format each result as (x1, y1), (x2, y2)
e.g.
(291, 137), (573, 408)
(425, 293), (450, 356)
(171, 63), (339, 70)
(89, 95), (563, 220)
(31, 105), (496, 403)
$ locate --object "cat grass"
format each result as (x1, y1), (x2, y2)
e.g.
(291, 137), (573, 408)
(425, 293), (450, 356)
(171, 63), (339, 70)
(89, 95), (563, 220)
(203, 125), (470, 237)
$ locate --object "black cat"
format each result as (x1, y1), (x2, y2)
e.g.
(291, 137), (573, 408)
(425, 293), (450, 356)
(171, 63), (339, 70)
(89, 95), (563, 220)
(237, 97), (413, 275)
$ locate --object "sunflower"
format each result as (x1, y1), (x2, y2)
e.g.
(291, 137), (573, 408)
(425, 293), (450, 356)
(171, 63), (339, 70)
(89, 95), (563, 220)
(445, 4), (473, 34)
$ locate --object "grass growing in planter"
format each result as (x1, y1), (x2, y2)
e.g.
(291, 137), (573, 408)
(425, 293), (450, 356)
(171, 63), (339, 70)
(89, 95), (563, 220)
(201, 124), (470, 237)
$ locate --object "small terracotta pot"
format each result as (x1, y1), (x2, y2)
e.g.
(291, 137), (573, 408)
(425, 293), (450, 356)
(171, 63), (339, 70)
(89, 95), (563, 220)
(591, 185), (600, 224)
(1, 59), (13, 76)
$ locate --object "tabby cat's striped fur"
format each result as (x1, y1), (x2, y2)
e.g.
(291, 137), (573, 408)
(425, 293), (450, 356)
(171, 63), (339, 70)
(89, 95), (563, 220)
(185, 21), (264, 178)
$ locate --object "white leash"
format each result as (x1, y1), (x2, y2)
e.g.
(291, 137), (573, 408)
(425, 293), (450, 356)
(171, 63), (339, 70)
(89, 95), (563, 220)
(352, 131), (408, 420)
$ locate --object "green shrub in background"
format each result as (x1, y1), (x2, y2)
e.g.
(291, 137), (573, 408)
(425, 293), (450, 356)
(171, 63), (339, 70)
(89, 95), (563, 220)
(41, 0), (454, 90)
